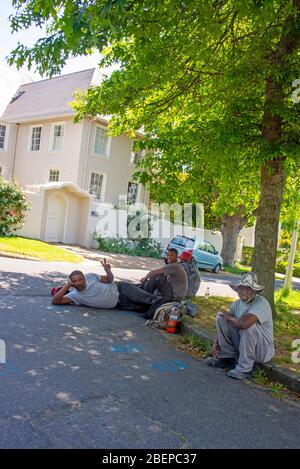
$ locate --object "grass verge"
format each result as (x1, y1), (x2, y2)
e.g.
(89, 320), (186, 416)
(0, 237), (83, 263)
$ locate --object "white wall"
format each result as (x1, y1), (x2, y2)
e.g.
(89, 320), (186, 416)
(12, 118), (84, 187)
(83, 121), (142, 206)
(17, 191), (44, 240)
(239, 225), (255, 247)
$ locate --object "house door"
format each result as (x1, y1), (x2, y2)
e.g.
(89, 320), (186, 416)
(45, 195), (63, 242)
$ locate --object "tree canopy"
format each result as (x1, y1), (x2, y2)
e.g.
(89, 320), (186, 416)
(7, 0), (300, 311)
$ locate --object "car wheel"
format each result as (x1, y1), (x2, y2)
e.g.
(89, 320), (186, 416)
(213, 263), (221, 274)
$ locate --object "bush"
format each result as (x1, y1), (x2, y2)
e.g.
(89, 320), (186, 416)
(0, 177), (29, 236)
(276, 260), (300, 278)
(93, 233), (162, 258)
(241, 246), (253, 266)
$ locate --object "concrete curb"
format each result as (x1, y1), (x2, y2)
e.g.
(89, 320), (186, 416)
(181, 320), (300, 396)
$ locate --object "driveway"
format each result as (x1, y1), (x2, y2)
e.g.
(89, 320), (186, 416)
(1, 256), (300, 448)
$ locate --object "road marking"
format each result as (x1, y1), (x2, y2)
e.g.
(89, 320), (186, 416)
(111, 343), (144, 353)
(150, 359), (188, 373)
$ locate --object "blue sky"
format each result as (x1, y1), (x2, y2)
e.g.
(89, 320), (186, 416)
(0, 0), (113, 80)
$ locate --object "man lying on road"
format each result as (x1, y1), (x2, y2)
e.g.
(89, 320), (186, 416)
(206, 272), (275, 380)
(51, 259), (170, 318)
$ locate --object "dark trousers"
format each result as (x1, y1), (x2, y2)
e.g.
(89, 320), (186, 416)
(140, 275), (175, 300)
(116, 280), (171, 319)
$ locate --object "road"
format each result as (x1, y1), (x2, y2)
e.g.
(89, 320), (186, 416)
(200, 270), (300, 293)
(0, 256), (300, 448)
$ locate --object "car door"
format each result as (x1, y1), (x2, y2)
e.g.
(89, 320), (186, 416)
(205, 241), (218, 268)
(193, 242), (211, 269)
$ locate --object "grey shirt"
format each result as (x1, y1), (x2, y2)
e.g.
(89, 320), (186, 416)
(162, 263), (188, 300)
(65, 273), (119, 309)
(229, 294), (274, 345)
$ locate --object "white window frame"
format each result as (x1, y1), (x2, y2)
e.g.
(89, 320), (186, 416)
(28, 124), (43, 153)
(88, 171), (107, 202)
(127, 180), (140, 205)
(93, 124), (111, 159)
(48, 168), (60, 182)
(129, 141), (145, 166)
(49, 121), (65, 153)
(0, 123), (9, 152)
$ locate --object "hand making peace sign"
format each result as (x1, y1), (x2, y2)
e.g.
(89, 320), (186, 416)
(101, 258), (111, 272)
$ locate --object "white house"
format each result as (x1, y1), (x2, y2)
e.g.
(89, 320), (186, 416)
(0, 68), (149, 246)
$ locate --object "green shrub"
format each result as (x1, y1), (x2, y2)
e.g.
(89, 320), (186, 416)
(276, 260), (300, 278)
(93, 233), (162, 258)
(0, 177), (29, 236)
(241, 246), (253, 266)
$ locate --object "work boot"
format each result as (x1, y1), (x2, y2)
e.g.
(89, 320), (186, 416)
(205, 356), (236, 369)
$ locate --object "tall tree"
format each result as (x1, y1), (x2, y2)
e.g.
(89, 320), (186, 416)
(8, 0), (300, 312)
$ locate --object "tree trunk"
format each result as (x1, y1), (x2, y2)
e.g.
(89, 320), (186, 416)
(252, 159), (285, 315)
(252, 1), (300, 315)
(220, 212), (247, 266)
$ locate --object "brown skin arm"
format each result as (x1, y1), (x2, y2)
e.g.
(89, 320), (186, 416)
(52, 281), (74, 305)
(140, 268), (164, 283)
(100, 259), (114, 283)
(224, 312), (258, 329)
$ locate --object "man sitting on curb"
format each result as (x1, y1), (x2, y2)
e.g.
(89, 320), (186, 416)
(139, 248), (188, 301)
(206, 272), (275, 380)
(179, 251), (201, 297)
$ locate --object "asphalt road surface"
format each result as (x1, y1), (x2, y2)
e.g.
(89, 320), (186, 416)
(0, 264), (300, 449)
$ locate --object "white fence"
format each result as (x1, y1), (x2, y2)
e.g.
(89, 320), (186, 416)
(87, 203), (244, 261)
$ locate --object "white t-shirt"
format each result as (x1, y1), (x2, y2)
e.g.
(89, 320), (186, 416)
(65, 273), (119, 309)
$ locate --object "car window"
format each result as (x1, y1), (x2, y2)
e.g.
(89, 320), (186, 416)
(171, 237), (182, 246)
(183, 238), (194, 248)
(206, 242), (216, 254)
(197, 243), (206, 252)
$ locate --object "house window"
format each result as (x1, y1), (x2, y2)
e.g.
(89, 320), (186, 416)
(49, 169), (60, 182)
(94, 126), (108, 156)
(89, 172), (104, 200)
(51, 124), (64, 151)
(0, 125), (6, 150)
(127, 182), (139, 205)
(130, 147), (143, 166)
(31, 126), (42, 151)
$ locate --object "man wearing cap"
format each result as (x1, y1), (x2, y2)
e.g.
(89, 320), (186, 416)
(206, 272), (275, 380)
(179, 251), (201, 297)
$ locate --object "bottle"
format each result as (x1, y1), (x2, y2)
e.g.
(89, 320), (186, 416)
(205, 287), (210, 299)
(166, 312), (178, 334)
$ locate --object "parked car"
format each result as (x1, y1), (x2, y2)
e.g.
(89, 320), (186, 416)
(163, 236), (223, 273)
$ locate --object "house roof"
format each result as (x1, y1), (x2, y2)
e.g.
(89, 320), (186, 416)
(1, 68), (95, 123)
